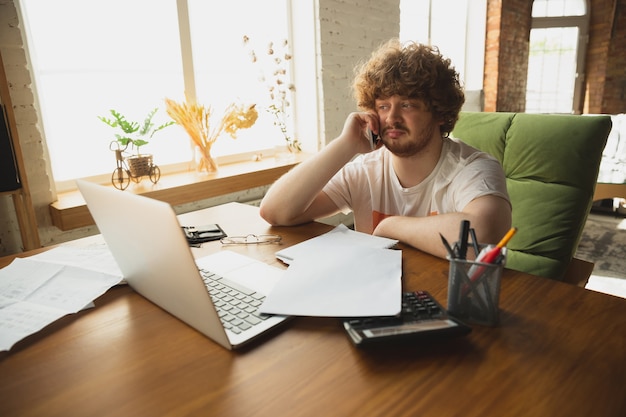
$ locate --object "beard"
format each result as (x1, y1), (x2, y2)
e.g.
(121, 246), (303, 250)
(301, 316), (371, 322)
(381, 120), (438, 157)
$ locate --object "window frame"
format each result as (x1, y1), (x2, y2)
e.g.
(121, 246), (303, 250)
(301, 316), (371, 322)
(19, 0), (319, 193)
(527, 0), (590, 114)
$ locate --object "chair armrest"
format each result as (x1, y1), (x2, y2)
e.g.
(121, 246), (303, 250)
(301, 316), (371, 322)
(562, 257), (594, 287)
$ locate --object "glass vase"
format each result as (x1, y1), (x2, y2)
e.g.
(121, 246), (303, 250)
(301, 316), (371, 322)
(193, 145), (218, 174)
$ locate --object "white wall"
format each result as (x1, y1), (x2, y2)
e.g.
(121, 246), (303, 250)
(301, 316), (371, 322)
(316, 0), (400, 147)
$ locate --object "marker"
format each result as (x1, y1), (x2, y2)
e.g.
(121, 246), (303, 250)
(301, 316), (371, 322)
(462, 227), (518, 294)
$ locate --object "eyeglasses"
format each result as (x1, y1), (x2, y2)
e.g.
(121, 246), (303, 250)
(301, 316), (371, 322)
(220, 234), (282, 245)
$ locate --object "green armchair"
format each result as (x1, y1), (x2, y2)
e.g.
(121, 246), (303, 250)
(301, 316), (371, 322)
(451, 112), (612, 280)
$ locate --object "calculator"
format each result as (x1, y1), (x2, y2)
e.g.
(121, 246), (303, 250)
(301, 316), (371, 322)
(343, 291), (471, 346)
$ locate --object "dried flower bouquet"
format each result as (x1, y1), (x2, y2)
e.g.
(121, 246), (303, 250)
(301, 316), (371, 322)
(165, 98), (258, 172)
(244, 35), (301, 153)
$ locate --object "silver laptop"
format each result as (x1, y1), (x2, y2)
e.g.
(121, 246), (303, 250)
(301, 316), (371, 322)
(76, 180), (289, 350)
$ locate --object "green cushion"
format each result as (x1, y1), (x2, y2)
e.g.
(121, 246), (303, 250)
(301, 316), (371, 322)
(452, 112), (612, 280)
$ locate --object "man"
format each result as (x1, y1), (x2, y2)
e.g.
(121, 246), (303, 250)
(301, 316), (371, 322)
(260, 39), (511, 259)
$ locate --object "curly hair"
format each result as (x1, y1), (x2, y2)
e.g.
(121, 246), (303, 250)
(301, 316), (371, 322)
(353, 39), (465, 136)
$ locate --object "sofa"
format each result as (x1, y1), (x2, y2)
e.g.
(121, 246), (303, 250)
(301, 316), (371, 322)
(451, 112), (612, 281)
(593, 113), (626, 203)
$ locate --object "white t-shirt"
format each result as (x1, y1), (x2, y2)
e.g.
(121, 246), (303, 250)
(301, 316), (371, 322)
(322, 137), (510, 233)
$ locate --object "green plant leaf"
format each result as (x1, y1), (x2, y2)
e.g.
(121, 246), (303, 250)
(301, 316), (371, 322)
(150, 120), (176, 138)
(139, 108), (158, 137)
(109, 109), (140, 134)
(99, 107), (174, 151)
(116, 136), (133, 146)
(97, 115), (118, 128)
(133, 139), (149, 148)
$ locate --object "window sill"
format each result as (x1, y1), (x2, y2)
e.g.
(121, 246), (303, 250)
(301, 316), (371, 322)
(49, 154), (306, 231)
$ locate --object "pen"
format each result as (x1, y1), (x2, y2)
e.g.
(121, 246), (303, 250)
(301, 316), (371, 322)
(469, 228), (480, 257)
(457, 220), (470, 260)
(439, 233), (456, 258)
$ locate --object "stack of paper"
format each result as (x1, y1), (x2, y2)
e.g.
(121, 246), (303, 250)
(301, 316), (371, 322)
(262, 225), (401, 317)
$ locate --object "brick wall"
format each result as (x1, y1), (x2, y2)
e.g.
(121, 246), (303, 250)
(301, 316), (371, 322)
(486, 0), (626, 114)
(0, 0), (56, 255)
(585, 0), (613, 113)
(484, 0), (532, 112)
(602, 0), (626, 113)
(317, 0), (399, 145)
(483, 0), (502, 113)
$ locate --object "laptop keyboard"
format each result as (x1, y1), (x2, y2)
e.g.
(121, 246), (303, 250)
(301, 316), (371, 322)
(199, 269), (269, 334)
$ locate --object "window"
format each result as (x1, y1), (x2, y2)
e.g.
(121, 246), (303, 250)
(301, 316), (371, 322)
(20, 0), (294, 189)
(400, 0), (487, 94)
(531, 0), (585, 17)
(526, 27), (579, 113)
(525, 0), (589, 114)
(187, 0), (291, 158)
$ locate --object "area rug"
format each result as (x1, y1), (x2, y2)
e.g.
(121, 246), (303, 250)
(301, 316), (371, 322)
(575, 212), (626, 279)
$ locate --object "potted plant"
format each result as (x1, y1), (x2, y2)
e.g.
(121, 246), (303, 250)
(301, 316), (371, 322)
(98, 108), (175, 178)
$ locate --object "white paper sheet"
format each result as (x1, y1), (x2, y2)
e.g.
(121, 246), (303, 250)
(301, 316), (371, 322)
(275, 224), (398, 265)
(0, 257), (123, 351)
(30, 244), (122, 278)
(260, 245), (402, 317)
(585, 275), (626, 299)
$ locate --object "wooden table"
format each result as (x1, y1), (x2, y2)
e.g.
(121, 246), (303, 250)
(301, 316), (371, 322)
(1, 203), (625, 417)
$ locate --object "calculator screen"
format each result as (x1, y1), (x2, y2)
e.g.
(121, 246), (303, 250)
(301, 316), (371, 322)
(362, 319), (459, 338)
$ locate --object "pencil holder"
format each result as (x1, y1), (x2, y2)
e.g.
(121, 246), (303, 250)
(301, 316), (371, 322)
(447, 245), (507, 326)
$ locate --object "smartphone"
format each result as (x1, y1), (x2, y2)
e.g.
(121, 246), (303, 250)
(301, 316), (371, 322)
(367, 129), (380, 150)
(181, 224), (227, 245)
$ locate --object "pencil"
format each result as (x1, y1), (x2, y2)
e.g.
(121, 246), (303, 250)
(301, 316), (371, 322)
(495, 227), (517, 249)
